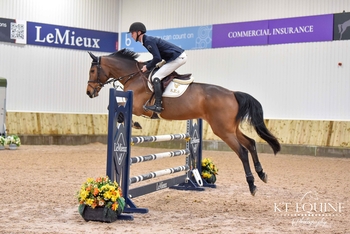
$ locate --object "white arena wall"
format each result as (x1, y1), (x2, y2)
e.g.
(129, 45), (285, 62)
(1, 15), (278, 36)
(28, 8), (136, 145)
(1, 0), (350, 149)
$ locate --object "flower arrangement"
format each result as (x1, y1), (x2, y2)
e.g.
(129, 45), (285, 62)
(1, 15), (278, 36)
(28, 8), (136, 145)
(77, 176), (125, 222)
(5, 135), (21, 146)
(0, 135), (21, 148)
(0, 136), (5, 146)
(201, 158), (218, 184)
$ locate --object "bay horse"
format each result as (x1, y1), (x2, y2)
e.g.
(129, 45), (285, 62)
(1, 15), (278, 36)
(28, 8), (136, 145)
(86, 48), (281, 196)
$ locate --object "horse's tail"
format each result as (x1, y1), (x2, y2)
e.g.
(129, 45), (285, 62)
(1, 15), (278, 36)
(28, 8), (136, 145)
(234, 91), (281, 155)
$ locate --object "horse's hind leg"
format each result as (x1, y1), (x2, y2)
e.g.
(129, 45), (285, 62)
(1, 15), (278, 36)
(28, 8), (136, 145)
(220, 134), (257, 195)
(238, 145), (257, 195)
(209, 120), (256, 195)
(236, 130), (267, 183)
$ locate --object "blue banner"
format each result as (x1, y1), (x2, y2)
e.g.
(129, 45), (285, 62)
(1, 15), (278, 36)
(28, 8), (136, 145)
(27, 22), (118, 52)
(121, 25), (212, 52)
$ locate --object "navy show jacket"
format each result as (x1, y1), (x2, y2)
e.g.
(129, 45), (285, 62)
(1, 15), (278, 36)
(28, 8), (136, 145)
(142, 34), (184, 70)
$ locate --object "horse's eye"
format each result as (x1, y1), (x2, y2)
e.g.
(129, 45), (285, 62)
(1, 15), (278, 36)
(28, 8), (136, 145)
(90, 69), (94, 73)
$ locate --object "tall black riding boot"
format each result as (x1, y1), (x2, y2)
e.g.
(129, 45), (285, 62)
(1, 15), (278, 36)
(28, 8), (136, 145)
(144, 78), (163, 113)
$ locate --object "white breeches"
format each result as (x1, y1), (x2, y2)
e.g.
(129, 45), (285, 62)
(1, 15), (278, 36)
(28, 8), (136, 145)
(152, 52), (187, 81)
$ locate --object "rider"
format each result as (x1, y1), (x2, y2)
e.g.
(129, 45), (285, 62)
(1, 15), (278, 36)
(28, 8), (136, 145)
(128, 22), (187, 113)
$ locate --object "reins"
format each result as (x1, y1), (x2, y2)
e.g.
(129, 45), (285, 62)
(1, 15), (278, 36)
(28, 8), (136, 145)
(112, 63), (150, 89)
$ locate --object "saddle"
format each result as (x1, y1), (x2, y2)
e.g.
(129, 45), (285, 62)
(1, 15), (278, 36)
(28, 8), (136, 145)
(161, 71), (192, 90)
(146, 59), (192, 89)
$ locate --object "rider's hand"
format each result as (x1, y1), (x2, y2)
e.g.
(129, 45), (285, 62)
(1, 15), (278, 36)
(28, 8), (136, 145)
(141, 65), (147, 72)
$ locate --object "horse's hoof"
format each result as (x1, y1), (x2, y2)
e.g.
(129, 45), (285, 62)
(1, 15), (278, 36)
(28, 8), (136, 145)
(250, 186), (257, 196)
(262, 173), (268, 183)
(133, 122), (142, 129)
(258, 171), (268, 183)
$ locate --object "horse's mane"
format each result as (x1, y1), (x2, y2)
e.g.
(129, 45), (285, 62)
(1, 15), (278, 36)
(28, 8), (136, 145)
(108, 48), (140, 61)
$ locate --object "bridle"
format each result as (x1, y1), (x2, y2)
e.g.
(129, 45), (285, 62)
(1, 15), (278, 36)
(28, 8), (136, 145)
(87, 54), (145, 96)
(87, 57), (109, 95)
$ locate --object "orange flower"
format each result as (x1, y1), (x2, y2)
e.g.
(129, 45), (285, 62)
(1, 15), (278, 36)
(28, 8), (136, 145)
(111, 202), (118, 211)
(93, 187), (99, 196)
(96, 177), (102, 183)
(118, 187), (123, 197)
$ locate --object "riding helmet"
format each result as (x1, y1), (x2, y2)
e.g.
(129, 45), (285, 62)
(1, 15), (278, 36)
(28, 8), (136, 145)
(129, 22), (146, 33)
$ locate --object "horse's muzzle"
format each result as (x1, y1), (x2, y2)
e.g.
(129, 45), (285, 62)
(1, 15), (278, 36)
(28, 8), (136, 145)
(86, 90), (98, 98)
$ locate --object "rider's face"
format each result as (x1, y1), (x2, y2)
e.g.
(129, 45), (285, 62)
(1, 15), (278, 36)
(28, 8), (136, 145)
(131, 31), (138, 41)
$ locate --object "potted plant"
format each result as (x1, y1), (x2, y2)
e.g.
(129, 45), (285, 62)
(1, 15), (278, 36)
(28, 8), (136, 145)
(6, 135), (21, 150)
(201, 158), (219, 184)
(0, 136), (5, 150)
(77, 176), (125, 223)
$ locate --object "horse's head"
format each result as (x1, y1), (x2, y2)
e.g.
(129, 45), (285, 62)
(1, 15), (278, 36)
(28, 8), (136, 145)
(86, 49), (142, 98)
(86, 52), (111, 98)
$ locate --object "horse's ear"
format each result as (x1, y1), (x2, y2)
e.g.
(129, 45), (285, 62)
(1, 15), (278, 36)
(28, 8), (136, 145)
(88, 51), (98, 62)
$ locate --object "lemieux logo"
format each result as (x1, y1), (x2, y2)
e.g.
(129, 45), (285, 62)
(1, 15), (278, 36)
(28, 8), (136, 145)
(34, 26), (100, 48)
